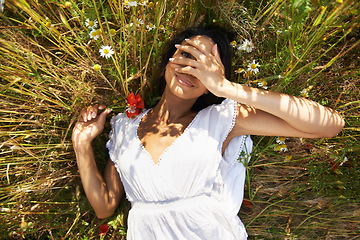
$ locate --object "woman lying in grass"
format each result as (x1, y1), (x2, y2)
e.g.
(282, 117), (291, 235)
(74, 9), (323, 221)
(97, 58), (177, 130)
(72, 26), (344, 239)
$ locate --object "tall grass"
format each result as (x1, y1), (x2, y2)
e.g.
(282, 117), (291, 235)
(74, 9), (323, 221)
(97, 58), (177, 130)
(1, 0), (359, 238)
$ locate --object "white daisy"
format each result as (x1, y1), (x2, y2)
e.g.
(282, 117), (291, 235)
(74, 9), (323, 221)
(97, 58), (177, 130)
(136, 18), (144, 26)
(276, 136), (286, 144)
(235, 67), (244, 74)
(300, 89), (309, 97)
(85, 18), (98, 29)
(99, 45), (114, 59)
(89, 29), (100, 40)
(238, 39), (254, 53)
(258, 81), (268, 89)
(274, 144), (288, 152)
(124, 0), (138, 8)
(247, 60), (260, 74)
(146, 23), (155, 31)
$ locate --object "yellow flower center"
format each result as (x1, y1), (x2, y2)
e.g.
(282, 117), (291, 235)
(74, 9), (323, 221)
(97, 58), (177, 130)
(148, 24), (154, 28)
(285, 155), (293, 161)
(262, 81), (268, 86)
(275, 145), (282, 151)
(45, 22), (51, 28)
(89, 21), (94, 27)
(278, 137), (286, 142)
(91, 31), (97, 37)
(104, 49), (109, 54)
(110, 29), (116, 35)
(148, 2), (154, 8)
(247, 71), (253, 76)
(251, 63), (257, 69)
(93, 64), (101, 71)
(125, 0), (129, 4)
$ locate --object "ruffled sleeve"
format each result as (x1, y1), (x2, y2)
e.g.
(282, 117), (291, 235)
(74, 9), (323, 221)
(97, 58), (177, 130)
(106, 112), (128, 170)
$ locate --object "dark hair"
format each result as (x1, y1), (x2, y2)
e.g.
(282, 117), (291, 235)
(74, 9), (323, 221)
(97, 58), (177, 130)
(154, 25), (232, 111)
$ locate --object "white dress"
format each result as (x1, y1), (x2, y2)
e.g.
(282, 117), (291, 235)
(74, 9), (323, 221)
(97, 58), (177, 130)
(106, 99), (253, 240)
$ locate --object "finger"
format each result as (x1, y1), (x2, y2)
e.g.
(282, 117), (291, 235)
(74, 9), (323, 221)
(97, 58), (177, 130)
(175, 44), (204, 61)
(175, 66), (199, 79)
(169, 56), (199, 68)
(86, 105), (96, 121)
(98, 108), (113, 125)
(212, 44), (222, 66)
(80, 108), (87, 122)
(184, 38), (210, 55)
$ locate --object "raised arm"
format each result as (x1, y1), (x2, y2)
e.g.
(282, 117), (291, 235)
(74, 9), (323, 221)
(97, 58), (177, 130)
(72, 105), (124, 219)
(170, 38), (344, 138)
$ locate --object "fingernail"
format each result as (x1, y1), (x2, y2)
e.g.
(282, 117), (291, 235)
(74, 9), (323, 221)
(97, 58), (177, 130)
(175, 44), (180, 48)
(175, 68), (178, 71)
(92, 112), (96, 118)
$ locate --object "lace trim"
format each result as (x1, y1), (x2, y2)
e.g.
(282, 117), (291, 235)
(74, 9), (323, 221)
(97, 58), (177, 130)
(135, 107), (206, 167)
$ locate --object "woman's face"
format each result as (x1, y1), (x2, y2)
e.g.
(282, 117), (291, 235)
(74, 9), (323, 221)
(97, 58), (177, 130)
(164, 35), (215, 100)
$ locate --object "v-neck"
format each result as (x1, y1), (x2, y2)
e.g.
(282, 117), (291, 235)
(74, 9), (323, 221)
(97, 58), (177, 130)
(135, 108), (203, 166)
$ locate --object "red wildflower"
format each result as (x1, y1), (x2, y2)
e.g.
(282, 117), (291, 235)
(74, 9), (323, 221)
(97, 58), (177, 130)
(126, 92), (144, 119)
(99, 223), (109, 236)
(330, 161), (340, 170)
(242, 199), (252, 208)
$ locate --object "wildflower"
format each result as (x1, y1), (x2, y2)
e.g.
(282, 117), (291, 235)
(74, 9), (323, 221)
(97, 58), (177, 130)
(110, 29), (116, 36)
(300, 89), (309, 97)
(276, 30), (283, 34)
(99, 223), (109, 236)
(300, 85), (313, 98)
(238, 39), (254, 53)
(124, 0), (138, 8)
(146, 23), (155, 31)
(242, 199), (252, 208)
(299, 138), (306, 143)
(159, 24), (164, 29)
(258, 81), (268, 89)
(243, 70), (253, 78)
(148, 2), (155, 8)
(45, 22), (52, 29)
(99, 45), (114, 59)
(64, 1), (72, 8)
(276, 136), (286, 144)
(113, 99), (118, 104)
(235, 68), (244, 74)
(85, 18), (98, 29)
(89, 29), (100, 40)
(336, 0), (343, 3)
(230, 40), (237, 47)
(339, 156), (348, 166)
(285, 155), (293, 161)
(126, 92), (144, 119)
(275, 144), (288, 152)
(136, 18), (144, 26)
(247, 60), (260, 75)
(93, 64), (101, 71)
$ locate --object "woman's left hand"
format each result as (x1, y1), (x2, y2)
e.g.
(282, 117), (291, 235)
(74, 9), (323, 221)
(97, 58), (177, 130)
(169, 38), (229, 97)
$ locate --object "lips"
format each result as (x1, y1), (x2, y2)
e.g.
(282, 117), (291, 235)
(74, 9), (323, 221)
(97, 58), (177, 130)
(176, 73), (195, 87)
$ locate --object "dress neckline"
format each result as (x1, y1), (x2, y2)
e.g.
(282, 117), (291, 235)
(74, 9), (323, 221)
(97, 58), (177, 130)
(135, 107), (204, 166)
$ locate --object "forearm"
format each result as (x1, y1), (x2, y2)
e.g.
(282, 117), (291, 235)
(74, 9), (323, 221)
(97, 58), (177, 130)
(73, 142), (116, 218)
(220, 81), (344, 137)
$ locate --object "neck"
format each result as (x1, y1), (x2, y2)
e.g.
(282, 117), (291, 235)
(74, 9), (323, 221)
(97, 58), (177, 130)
(151, 88), (197, 124)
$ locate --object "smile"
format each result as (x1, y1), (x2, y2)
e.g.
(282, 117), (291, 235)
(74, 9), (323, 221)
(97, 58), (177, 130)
(176, 73), (195, 87)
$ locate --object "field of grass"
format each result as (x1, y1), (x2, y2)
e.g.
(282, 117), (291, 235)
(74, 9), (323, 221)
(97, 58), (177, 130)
(0, 0), (359, 239)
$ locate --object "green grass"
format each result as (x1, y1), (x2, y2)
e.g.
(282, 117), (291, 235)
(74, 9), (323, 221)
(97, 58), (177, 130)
(1, 0), (359, 239)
